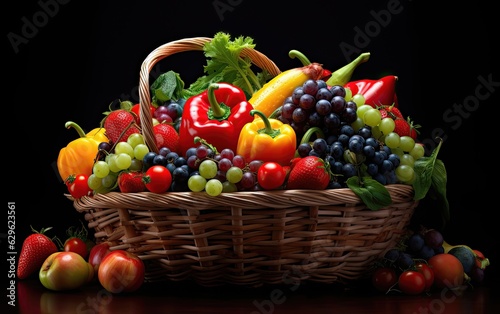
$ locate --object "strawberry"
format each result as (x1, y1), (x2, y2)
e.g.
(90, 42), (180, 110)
(118, 171), (146, 193)
(286, 156), (331, 190)
(154, 123), (180, 153)
(393, 117), (420, 140)
(103, 109), (141, 143)
(17, 226), (58, 280)
(388, 106), (403, 119)
(377, 104), (403, 120)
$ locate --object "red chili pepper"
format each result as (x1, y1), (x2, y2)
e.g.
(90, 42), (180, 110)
(178, 82), (255, 155)
(344, 75), (399, 108)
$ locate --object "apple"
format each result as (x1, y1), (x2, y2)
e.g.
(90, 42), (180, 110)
(39, 251), (94, 291)
(88, 242), (111, 273)
(98, 249), (145, 293)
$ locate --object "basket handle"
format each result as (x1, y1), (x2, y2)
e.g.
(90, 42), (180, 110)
(138, 37), (282, 153)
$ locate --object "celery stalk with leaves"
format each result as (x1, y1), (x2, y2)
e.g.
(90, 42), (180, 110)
(184, 32), (272, 99)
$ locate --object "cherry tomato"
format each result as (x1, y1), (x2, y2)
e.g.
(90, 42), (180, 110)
(428, 253), (464, 289)
(65, 174), (92, 199)
(257, 162), (286, 190)
(64, 237), (89, 259)
(144, 165), (172, 193)
(398, 270), (426, 295)
(372, 267), (398, 293)
(415, 262), (435, 291)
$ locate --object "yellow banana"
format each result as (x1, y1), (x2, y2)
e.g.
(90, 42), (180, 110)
(442, 240), (474, 254)
(249, 63), (324, 118)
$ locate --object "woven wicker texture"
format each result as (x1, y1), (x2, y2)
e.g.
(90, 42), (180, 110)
(69, 37), (418, 287)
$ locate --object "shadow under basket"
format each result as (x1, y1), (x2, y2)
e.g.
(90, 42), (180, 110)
(69, 184), (418, 287)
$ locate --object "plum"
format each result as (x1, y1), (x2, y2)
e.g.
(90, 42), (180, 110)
(470, 267), (484, 284)
(424, 229), (444, 248)
(448, 247), (475, 274)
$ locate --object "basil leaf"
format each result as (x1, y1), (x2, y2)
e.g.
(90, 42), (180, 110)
(412, 138), (449, 225)
(347, 176), (392, 211)
(413, 139), (443, 200)
(431, 159), (450, 223)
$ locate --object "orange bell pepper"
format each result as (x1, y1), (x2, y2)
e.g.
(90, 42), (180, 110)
(57, 121), (108, 182)
(236, 110), (296, 166)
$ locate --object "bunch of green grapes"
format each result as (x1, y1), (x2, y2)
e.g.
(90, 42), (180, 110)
(354, 103), (424, 184)
(88, 133), (150, 193)
(186, 146), (249, 196)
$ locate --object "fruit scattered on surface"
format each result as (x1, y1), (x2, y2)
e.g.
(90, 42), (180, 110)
(370, 227), (490, 295)
(88, 242), (112, 274)
(98, 250), (145, 293)
(39, 251), (94, 291)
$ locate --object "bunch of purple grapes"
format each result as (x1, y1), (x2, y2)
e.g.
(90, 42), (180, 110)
(296, 123), (400, 188)
(276, 79), (399, 187)
(276, 79), (358, 143)
(382, 229), (444, 270)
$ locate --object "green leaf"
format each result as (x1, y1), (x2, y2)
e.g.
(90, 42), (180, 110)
(347, 176), (392, 211)
(431, 159), (450, 223)
(186, 32), (266, 98)
(150, 71), (185, 105)
(413, 139), (443, 200)
(412, 138), (450, 225)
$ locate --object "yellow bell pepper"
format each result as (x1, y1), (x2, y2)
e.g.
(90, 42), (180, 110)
(57, 121), (108, 182)
(236, 110), (296, 166)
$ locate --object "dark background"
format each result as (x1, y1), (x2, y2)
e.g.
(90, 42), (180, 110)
(4, 0), (498, 288)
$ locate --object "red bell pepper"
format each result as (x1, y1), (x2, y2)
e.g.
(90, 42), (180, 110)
(178, 83), (254, 155)
(344, 75), (399, 108)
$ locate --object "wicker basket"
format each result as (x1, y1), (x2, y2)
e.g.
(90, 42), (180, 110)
(69, 37), (419, 287)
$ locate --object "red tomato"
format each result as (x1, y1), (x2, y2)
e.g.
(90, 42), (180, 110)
(415, 262), (435, 291)
(64, 237), (89, 259)
(65, 174), (92, 198)
(257, 162), (286, 190)
(372, 267), (398, 293)
(428, 253), (464, 289)
(398, 270), (426, 295)
(144, 165), (172, 193)
(131, 103), (156, 125)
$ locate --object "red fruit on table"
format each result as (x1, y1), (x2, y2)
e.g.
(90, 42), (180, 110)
(428, 253), (465, 289)
(63, 237), (89, 259)
(372, 267), (398, 293)
(39, 251), (94, 291)
(98, 250), (145, 293)
(398, 270), (426, 295)
(415, 262), (435, 292)
(17, 227), (58, 280)
(88, 242), (112, 273)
